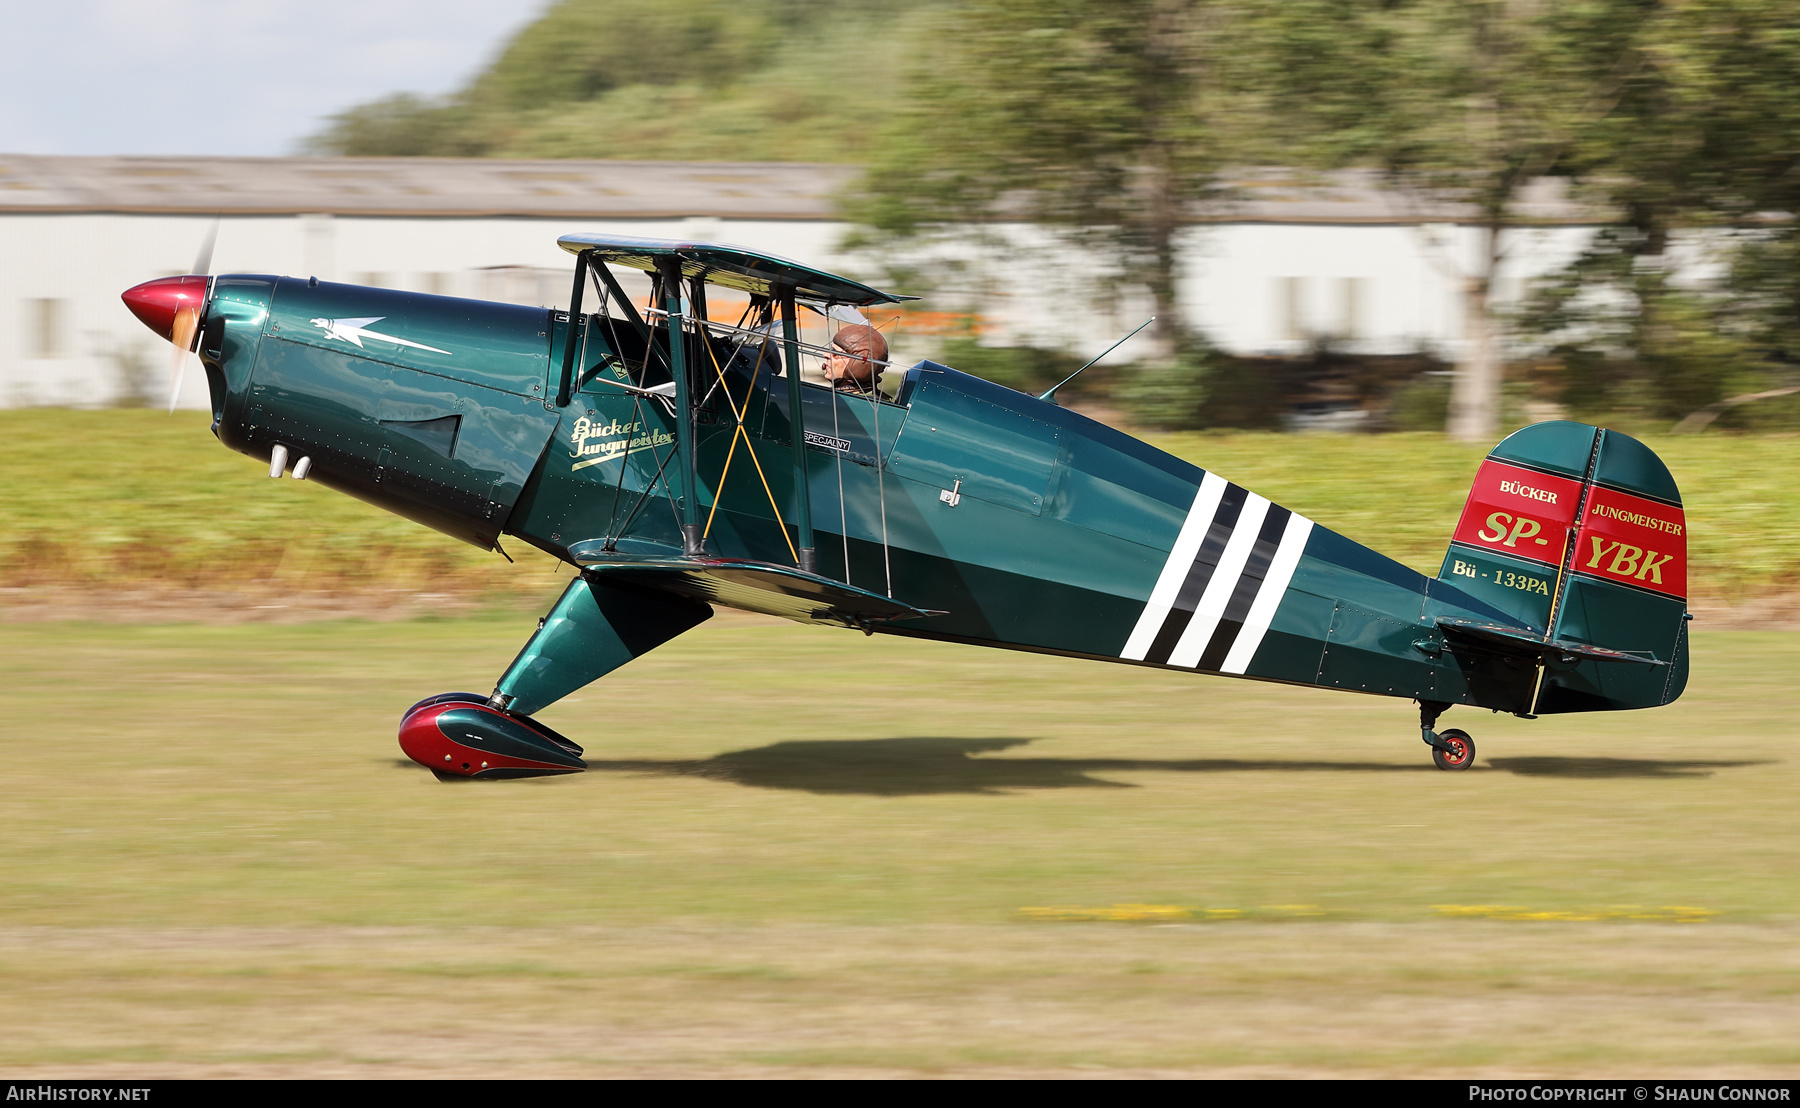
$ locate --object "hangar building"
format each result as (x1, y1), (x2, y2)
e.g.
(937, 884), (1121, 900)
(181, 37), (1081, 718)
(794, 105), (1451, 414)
(0, 155), (1598, 410)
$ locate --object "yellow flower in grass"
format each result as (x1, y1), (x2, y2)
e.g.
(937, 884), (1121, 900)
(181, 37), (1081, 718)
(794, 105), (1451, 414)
(1019, 904), (1195, 922)
(1433, 903), (1717, 922)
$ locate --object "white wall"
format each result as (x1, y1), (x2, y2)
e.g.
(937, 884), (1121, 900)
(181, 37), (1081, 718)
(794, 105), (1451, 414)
(0, 210), (1603, 409)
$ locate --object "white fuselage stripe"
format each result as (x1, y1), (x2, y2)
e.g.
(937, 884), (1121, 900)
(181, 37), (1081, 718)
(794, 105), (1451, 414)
(1121, 472), (1227, 661)
(1166, 493), (1272, 668)
(1219, 515), (1314, 675)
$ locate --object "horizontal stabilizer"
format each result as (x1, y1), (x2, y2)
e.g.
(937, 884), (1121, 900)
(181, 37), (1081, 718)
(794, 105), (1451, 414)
(570, 545), (943, 629)
(1437, 618), (1664, 666)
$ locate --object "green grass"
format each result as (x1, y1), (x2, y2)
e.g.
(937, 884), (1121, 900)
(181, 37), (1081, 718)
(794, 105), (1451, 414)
(1, 613), (1796, 1074)
(0, 410), (564, 597)
(3, 411), (1794, 602)
(6, 407), (1794, 1073)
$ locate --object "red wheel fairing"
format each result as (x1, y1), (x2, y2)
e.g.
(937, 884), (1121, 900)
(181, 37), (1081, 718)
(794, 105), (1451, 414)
(398, 701), (585, 779)
(399, 691), (489, 724)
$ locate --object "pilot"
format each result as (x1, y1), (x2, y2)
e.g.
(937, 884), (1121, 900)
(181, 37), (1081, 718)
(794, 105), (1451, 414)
(823, 324), (888, 395)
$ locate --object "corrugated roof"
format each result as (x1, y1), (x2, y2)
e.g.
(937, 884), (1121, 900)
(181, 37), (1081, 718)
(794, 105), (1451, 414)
(0, 156), (854, 220)
(1212, 168), (1595, 225)
(0, 155), (1603, 224)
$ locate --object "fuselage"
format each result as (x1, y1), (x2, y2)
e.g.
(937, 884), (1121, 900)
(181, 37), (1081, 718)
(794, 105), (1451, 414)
(191, 275), (1684, 718)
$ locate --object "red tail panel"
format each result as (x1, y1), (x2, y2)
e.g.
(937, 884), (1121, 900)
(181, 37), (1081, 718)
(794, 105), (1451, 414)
(1450, 460), (1584, 568)
(1572, 486), (1687, 599)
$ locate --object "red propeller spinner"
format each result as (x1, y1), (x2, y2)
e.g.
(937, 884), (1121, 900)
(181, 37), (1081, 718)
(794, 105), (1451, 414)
(121, 275), (210, 344)
(123, 218), (217, 413)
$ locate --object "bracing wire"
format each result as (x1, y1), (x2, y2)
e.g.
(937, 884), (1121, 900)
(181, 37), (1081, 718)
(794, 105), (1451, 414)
(595, 273), (898, 581)
(699, 323), (797, 563)
(614, 268), (686, 539)
(610, 433), (680, 544)
(595, 285), (633, 542)
(590, 264), (675, 548)
(677, 314), (903, 372)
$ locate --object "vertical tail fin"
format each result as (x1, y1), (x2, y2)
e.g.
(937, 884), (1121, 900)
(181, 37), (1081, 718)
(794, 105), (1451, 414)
(1438, 421), (1689, 710)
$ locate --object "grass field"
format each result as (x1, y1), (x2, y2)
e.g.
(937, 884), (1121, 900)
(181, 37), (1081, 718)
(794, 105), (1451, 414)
(3, 410), (1796, 604)
(3, 612), (1796, 1076)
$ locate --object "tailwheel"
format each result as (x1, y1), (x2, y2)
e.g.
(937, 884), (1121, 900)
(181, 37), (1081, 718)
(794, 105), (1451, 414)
(1432, 728), (1476, 771)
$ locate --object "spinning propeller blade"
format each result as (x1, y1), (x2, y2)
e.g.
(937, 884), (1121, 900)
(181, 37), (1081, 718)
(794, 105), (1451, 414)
(190, 220), (217, 279)
(166, 306), (200, 413)
(166, 219), (218, 413)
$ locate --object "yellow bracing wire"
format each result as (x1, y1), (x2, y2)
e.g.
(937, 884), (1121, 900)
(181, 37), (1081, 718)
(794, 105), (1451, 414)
(700, 330), (800, 564)
(705, 419), (746, 536)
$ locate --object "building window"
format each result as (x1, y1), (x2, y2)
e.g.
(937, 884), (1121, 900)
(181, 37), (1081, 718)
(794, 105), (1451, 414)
(27, 298), (67, 358)
(1279, 277), (1305, 342)
(1337, 277), (1366, 340)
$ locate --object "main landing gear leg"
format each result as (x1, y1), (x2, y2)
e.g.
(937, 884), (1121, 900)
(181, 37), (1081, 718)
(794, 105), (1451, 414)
(1418, 698), (1475, 772)
(398, 573), (712, 780)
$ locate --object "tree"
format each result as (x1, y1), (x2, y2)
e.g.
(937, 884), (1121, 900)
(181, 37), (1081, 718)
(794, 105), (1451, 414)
(850, 0), (1693, 438)
(305, 0), (921, 162)
(1520, 0), (1800, 428)
(847, 0), (1248, 361)
(1275, 0), (1800, 435)
(1247, 1), (1680, 440)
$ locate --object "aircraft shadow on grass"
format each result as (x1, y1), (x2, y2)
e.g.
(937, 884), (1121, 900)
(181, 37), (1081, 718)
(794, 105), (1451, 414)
(586, 738), (1772, 795)
(396, 740), (1769, 794)
(1483, 756), (1771, 779)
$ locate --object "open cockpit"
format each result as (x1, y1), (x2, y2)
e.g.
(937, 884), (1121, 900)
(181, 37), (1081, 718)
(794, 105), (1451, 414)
(534, 233), (921, 585)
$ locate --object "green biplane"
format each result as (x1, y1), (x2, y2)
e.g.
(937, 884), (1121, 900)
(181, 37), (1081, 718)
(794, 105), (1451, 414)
(122, 235), (1690, 779)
